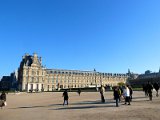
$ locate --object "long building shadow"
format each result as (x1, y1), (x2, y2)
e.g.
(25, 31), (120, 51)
(9, 95), (156, 110)
(132, 96), (148, 99)
(9, 104), (62, 109)
(51, 104), (115, 110)
(9, 100), (115, 109)
(68, 100), (115, 106)
(10, 105), (47, 109)
(48, 99), (115, 107)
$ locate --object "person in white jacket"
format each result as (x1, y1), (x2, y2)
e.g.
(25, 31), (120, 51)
(123, 85), (131, 105)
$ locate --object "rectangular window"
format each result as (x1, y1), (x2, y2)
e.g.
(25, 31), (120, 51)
(48, 85), (49, 91)
(25, 84), (27, 90)
(32, 71), (34, 75)
(37, 71), (39, 75)
(31, 84), (33, 90)
(37, 77), (39, 82)
(26, 71), (29, 75)
(26, 77), (29, 82)
(48, 77), (49, 83)
(52, 77), (54, 83)
(52, 85), (54, 91)
(36, 84), (39, 90)
(56, 76), (58, 84)
(32, 77), (34, 82)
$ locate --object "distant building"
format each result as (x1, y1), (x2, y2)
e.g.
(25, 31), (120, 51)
(127, 69), (139, 80)
(18, 53), (129, 92)
(0, 76), (11, 90)
(129, 70), (160, 87)
(0, 71), (18, 91)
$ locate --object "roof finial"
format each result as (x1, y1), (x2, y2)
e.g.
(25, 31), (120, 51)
(128, 69), (131, 74)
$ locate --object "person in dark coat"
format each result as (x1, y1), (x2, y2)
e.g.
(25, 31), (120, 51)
(0, 91), (6, 101)
(143, 84), (148, 97)
(77, 88), (81, 96)
(128, 86), (133, 101)
(62, 90), (69, 105)
(0, 91), (7, 109)
(153, 82), (159, 97)
(113, 87), (120, 107)
(146, 81), (153, 101)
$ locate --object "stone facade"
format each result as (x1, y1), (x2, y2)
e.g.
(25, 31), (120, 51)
(18, 53), (129, 92)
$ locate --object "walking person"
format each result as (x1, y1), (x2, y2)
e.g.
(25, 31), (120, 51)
(62, 90), (69, 106)
(113, 86), (120, 107)
(128, 85), (133, 101)
(123, 85), (131, 105)
(143, 84), (148, 97)
(153, 82), (159, 97)
(118, 87), (123, 102)
(146, 81), (153, 101)
(77, 88), (81, 96)
(0, 91), (7, 109)
(99, 85), (105, 103)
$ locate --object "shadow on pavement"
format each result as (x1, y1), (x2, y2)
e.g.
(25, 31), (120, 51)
(51, 104), (116, 110)
(9, 100), (116, 109)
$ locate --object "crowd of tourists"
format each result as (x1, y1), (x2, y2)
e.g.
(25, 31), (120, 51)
(62, 81), (159, 107)
(143, 81), (159, 101)
(112, 85), (133, 107)
(1, 81), (159, 108)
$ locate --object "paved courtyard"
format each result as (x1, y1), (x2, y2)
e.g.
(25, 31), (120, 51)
(0, 91), (160, 120)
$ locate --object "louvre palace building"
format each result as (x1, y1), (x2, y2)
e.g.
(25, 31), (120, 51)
(18, 53), (129, 92)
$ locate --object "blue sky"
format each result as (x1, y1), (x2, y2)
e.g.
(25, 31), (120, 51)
(0, 0), (160, 77)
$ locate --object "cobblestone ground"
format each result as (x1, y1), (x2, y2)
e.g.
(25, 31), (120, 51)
(0, 91), (160, 120)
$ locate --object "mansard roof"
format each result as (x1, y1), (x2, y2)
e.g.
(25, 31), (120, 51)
(46, 68), (128, 77)
(19, 53), (42, 68)
(20, 55), (33, 67)
(46, 69), (94, 74)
